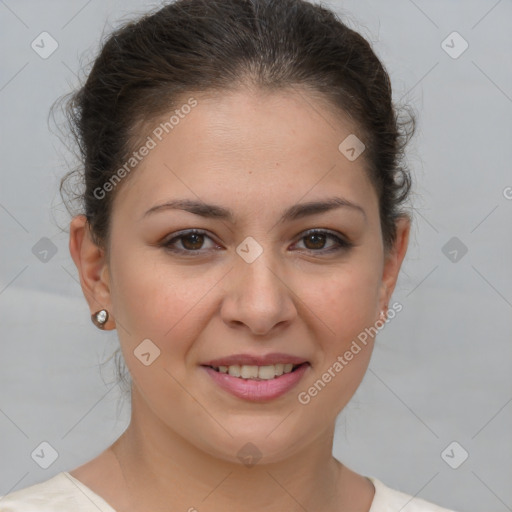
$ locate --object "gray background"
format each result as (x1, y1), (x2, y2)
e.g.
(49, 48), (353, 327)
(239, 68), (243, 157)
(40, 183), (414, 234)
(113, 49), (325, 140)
(1, 1), (511, 510)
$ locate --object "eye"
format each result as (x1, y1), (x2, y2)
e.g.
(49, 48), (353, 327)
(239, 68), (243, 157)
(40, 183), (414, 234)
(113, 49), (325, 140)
(293, 229), (353, 254)
(161, 228), (353, 256)
(162, 229), (218, 254)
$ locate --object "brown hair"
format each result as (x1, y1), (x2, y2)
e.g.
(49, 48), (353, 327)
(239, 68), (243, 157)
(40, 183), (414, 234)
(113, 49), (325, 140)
(56, 0), (416, 401)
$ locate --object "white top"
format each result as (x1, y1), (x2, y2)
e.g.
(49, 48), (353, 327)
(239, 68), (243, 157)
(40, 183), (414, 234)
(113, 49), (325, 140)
(0, 472), (458, 511)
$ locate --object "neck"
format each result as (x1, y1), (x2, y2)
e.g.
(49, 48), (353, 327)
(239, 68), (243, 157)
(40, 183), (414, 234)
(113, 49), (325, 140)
(110, 388), (351, 512)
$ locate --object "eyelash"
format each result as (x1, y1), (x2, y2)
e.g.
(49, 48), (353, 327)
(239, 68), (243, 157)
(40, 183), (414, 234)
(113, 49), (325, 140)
(161, 228), (353, 256)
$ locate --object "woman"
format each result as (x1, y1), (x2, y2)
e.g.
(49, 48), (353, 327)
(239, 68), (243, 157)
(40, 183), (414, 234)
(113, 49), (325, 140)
(0, 0), (459, 510)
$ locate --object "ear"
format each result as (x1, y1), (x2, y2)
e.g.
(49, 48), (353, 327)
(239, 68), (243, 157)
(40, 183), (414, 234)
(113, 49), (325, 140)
(69, 215), (115, 330)
(377, 216), (410, 319)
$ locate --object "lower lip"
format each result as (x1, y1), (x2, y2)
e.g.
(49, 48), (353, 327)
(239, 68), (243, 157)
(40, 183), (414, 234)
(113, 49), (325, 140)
(202, 364), (309, 401)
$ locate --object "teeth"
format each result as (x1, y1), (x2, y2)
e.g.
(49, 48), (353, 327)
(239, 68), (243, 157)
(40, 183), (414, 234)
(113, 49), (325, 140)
(227, 365), (241, 377)
(240, 365), (259, 379)
(214, 363), (301, 380)
(257, 365), (276, 380)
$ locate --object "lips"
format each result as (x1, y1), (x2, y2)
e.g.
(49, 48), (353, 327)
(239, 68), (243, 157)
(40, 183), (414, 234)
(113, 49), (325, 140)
(200, 353), (310, 401)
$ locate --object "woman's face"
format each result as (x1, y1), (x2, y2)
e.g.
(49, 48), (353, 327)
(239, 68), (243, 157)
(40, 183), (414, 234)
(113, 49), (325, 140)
(80, 88), (409, 464)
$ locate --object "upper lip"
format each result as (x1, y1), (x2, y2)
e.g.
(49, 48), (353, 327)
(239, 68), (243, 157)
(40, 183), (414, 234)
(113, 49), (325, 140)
(202, 353), (309, 367)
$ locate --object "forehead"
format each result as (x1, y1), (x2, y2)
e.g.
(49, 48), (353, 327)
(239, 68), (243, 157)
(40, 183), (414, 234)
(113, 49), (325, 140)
(167, 87), (358, 157)
(113, 87), (377, 222)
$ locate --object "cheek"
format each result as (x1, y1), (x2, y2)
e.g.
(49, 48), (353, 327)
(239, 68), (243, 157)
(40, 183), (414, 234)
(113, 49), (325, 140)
(109, 250), (216, 360)
(108, 258), (211, 413)
(294, 267), (380, 420)
(307, 258), (382, 344)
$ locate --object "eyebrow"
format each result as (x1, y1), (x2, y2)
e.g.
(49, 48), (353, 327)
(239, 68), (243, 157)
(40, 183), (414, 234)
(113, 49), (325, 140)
(142, 196), (366, 224)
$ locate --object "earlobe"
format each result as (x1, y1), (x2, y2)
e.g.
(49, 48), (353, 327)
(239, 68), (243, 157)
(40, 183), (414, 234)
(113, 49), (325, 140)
(378, 217), (411, 315)
(69, 215), (115, 330)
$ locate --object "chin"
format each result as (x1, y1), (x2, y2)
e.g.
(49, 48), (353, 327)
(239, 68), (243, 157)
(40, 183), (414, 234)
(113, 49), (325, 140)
(192, 420), (312, 467)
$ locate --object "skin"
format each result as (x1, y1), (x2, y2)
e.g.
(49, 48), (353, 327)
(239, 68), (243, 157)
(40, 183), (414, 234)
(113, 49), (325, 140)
(69, 87), (410, 512)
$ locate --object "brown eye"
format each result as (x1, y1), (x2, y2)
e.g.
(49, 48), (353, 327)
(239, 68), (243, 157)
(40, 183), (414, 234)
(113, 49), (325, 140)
(162, 229), (218, 254)
(303, 232), (328, 250)
(161, 228), (352, 257)
(295, 229), (352, 254)
(180, 232), (205, 251)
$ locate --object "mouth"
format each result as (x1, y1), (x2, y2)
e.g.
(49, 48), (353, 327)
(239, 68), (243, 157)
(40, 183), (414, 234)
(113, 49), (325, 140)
(200, 359), (310, 401)
(203, 362), (308, 381)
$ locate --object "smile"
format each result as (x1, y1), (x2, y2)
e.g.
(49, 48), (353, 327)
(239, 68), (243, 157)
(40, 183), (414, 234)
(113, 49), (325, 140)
(207, 363), (301, 380)
(201, 362), (310, 401)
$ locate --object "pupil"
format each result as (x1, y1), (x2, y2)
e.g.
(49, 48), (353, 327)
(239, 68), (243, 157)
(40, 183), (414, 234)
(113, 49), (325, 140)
(183, 233), (203, 250)
(305, 233), (325, 250)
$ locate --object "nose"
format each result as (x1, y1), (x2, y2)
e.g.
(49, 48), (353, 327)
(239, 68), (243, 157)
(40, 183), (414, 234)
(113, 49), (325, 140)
(220, 251), (298, 337)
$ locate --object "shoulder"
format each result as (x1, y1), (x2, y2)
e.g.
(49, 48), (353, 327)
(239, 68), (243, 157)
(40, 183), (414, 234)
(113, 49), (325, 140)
(0, 472), (115, 512)
(368, 476), (459, 512)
